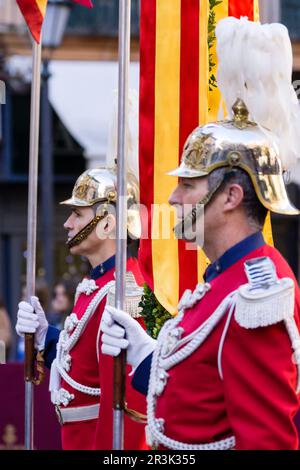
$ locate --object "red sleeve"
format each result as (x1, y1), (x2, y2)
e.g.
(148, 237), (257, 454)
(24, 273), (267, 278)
(222, 314), (299, 450)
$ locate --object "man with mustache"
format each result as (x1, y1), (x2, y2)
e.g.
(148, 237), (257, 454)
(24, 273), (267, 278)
(101, 98), (300, 449)
(101, 17), (300, 450)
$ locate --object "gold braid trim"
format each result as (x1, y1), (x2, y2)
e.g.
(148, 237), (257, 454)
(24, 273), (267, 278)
(67, 213), (106, 249)
(173, 177), (225, 239)
(173, 169), (237, 239)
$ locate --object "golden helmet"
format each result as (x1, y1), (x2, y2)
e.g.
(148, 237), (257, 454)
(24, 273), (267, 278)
(60, 167), (141, 239)
(168, 99), (299, 216)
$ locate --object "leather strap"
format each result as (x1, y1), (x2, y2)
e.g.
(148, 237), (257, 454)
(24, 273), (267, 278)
(67, 213), (106, 249)
(173, 170), (235, 239)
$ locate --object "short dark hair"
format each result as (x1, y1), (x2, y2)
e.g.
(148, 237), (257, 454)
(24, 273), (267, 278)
(208, 168), (268, 229)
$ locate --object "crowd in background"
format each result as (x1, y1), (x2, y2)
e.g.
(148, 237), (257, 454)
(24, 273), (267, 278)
(0, 278), (76, 361)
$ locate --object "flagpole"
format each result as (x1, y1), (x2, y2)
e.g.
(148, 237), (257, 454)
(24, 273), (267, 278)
(24, 39), (42, 451)
(113, 0), (131, 450)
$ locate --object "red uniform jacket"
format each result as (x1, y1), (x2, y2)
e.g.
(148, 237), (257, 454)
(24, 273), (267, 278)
(60, 258), (147, 450)
(155, 244), (300, 449)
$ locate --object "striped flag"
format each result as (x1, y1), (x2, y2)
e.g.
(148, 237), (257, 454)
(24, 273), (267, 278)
(139, 0), (209, 314)
(138, 0), (272, 314)
(16, 0), (48, 43)
(16, 0), (93, 43)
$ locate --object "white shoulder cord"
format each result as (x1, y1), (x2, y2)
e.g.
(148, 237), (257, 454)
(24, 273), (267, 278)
(146, 284), (237, 450)
(50, 281), (114, 403)
(217, 298), (237, 380)
(64, 281), (114, 353)
(235, 257), (300, 392)
(217, 300), (300, 391)
(159, 292), (237, 372)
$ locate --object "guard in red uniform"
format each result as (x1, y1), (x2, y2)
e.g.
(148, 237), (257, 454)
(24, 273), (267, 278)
(100, 18), (300, 450)
(16, 167), (147, 450)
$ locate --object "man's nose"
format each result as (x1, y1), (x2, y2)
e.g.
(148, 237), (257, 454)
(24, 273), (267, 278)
(168, 185), (181, 206)
(63, 215), (73, 230)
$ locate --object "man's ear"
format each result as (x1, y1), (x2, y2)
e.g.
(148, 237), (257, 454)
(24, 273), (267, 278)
(95, 214), (116, 240)
(223, 183), (244, 212)
(103, 214), (116, 235)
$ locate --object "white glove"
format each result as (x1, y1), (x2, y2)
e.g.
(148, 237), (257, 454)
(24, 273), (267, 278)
(16, 296), (49, 351)
(100, 305), (156, 370)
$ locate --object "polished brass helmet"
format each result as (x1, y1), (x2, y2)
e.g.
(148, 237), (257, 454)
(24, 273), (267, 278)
(60, 167), (141, 240)
(168, 99), (299, 216)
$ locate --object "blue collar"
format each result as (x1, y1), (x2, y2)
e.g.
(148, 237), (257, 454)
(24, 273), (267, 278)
(204, 231), (265, 283)
(90, 255), (116, 280)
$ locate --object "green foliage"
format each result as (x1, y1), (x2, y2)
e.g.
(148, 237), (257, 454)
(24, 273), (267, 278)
(208, 0), (223, 92)
(139, 284), (173, 339)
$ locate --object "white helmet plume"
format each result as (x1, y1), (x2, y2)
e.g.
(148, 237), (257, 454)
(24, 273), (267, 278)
(106, 88), (139, 181)
(216, 16), (300, 170)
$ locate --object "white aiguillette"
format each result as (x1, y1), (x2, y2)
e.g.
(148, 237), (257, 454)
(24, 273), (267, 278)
(106, 271), (144, 319)
(235, 255), (300, 392)
(235, 256), (295, 329)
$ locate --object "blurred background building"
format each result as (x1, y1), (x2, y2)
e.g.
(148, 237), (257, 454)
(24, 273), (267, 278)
(0, 0), (299, 359)
(0, 0), (140, 359)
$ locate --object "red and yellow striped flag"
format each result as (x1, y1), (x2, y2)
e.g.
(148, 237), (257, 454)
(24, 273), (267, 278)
(16, 0), (48, 43)
(138, 0), (271, 314)
(16, 0), (93, 43)
(139, 0), (209, 314)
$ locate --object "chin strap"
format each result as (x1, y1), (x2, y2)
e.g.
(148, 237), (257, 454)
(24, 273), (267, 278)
(67, 212), (107, 249)
(67, 196), (118, 249)
(173, 170), (235, 240)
